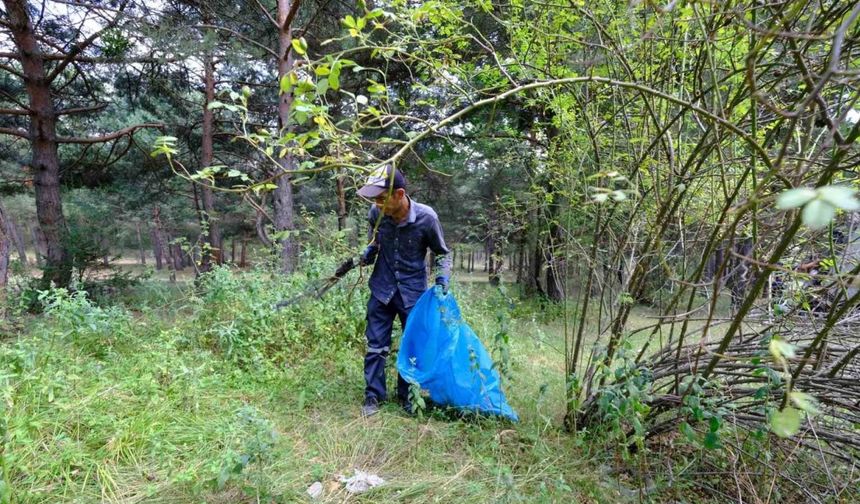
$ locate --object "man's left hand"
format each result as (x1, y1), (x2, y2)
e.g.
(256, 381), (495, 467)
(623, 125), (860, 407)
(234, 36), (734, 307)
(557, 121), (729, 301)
(434, 276), (449, 299)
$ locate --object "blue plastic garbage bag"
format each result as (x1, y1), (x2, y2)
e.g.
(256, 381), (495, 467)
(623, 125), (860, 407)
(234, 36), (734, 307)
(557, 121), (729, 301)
(396, 288), (519, 421)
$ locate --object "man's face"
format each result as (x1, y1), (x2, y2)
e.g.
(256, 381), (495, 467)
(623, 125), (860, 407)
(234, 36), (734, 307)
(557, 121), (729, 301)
(374, 188), (405, 216)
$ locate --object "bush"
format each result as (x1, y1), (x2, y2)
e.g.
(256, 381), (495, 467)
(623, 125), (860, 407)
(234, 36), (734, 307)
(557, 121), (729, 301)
(187, 254), (367, 369)
(38, 287), (132, 358)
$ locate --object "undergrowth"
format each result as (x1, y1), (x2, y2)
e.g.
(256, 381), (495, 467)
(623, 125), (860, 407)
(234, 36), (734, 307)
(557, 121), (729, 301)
(0, 257), (855, 503)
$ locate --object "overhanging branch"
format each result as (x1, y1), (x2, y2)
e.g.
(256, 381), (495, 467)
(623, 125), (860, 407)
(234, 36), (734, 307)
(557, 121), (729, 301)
(56, 123), (163, 144)
(0, 126), (29, 139)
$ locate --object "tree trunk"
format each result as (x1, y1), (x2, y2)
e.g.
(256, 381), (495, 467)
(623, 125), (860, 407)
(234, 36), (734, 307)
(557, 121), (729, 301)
(199, 51), (221, 272)
(231, 238), (237, 263)
(517, 238), (525, 285)
(240, 238), (248, 267)
(29, 226), (41, 267)
(255, 202), (273, 249)
(526, 239), (544, 297)
(545, 221), (564, 301)
(0, 204), (11, 287)
(336, 170), (348, 231)
(32, 225), (48, 267)
(151, 207), (165, 270)
(483, 245), (488, 272)
(136, 221), (146, 264)
(6, 0), (71, 288)
(469, 250), (474, 273)
(171, 239), (184, 271)
(8, 216), (28, 265)
(488, 239), (499, 286)
(273, 0), (298, 274)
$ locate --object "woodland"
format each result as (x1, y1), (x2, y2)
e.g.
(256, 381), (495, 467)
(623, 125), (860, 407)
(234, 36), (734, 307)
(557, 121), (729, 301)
(1, 0), (860, 502)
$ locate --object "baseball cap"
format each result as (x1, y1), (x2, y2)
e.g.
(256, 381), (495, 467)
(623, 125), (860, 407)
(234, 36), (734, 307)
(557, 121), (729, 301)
(357, 165), (407, 198)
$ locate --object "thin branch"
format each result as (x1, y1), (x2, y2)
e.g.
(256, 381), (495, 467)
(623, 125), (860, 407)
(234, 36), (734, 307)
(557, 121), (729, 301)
(56, 123), (163, 144)
(0, 127), (29, 139)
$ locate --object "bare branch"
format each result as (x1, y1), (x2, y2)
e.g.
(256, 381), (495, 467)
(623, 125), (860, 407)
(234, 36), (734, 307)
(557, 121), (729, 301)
(56, 103), (108, 116)
(0, 126), (29, 139)
(56, 123), (163, 144)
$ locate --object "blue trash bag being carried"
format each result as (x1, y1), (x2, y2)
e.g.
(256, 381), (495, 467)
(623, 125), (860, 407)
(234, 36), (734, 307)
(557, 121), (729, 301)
(396, 288), (519, 421)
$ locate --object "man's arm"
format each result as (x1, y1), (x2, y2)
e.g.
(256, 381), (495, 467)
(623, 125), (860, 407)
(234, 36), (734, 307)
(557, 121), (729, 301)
(427, 215), (452, 288)
(361, 205), (380, 266)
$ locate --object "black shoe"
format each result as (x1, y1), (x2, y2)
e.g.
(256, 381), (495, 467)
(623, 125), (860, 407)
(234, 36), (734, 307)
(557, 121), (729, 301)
(361, 397), (380, 417)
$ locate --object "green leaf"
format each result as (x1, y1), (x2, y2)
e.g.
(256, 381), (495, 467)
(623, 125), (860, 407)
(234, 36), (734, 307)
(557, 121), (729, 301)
(769, 337), (796, 360)
(316, 79), (330, 95)
(770, 407), (802, 438)
(207, 101), (225, 110)
(776, 188), (816, 209)
(367, 83), (387, 94)
(801, 199), (836, 229)
(680, 421), (696, 442)
(291, 38), (307, 56)
(343, 15), (356, 28)
(328, 64), (341, 91)
(279, 75), (292, 94)
(817, 185), (860, 211)
(314, 65), (331, 76)
(790, 391), (821, 415)
(708, 416), (720, 433)
(703, 431), (721, 449)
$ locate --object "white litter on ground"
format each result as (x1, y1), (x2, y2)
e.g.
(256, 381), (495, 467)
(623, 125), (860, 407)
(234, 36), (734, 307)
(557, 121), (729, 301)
(338, 469), (385, 494)
(306, 481), (323, 499)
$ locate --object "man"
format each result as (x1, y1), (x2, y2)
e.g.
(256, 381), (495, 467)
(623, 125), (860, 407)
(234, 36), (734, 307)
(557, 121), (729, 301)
(356, 165), (451, 417)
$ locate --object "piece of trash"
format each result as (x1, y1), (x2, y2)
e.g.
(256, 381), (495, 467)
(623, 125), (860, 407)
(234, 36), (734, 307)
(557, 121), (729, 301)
(306, 481), (323, 499)
(338, 469), (384, 494)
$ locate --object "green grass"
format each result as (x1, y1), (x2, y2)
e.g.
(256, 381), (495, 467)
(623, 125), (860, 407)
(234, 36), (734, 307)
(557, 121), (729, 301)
(4, 265), (851, 503)
(0, 271), (635, 504)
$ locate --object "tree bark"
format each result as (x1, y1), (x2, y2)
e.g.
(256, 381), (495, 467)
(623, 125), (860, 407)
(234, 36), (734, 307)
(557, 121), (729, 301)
(526, 239), (544, 297)
(8, 216), (28, 265)
(240, 238), (247, 267)
(136, 221), (146, 264)
(32, 225), (48, 267)
(0, 204), (11, 287)
(29, 225), (41, 267)
(5, 0), (70, 288)
(273, 0), (299, 274)
(231, 238), (237, 263)
(151, 206), (165, 270)
(545, 222), (564, 301)
(517, 238), (525, 285)
(199, 50), (221, 272)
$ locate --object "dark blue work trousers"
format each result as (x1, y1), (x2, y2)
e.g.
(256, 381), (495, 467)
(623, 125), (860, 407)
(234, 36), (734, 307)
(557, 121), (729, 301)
(364, 292), (412, 403)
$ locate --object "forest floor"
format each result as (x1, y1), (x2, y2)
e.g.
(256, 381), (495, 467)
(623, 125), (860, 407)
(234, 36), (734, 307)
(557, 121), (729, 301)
(0, 257), (764, 503)
(0, 265), (683, 503)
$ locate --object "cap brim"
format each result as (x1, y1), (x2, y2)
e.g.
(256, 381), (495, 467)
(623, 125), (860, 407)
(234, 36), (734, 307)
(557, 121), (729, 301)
(357, 185), (387, 198)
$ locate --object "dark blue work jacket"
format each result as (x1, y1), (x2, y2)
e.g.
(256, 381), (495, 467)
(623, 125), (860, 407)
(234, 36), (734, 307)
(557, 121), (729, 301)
(364, 198), (451, 308)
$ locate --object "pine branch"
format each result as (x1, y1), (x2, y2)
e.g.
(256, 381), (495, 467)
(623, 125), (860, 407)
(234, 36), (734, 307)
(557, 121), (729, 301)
(56, 123), (163, 144)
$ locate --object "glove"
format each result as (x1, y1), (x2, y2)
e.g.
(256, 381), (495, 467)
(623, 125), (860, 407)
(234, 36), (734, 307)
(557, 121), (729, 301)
(359, 246), (377, 266)
(334, 258), (355, 278)
(434, 276), (449, 299)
